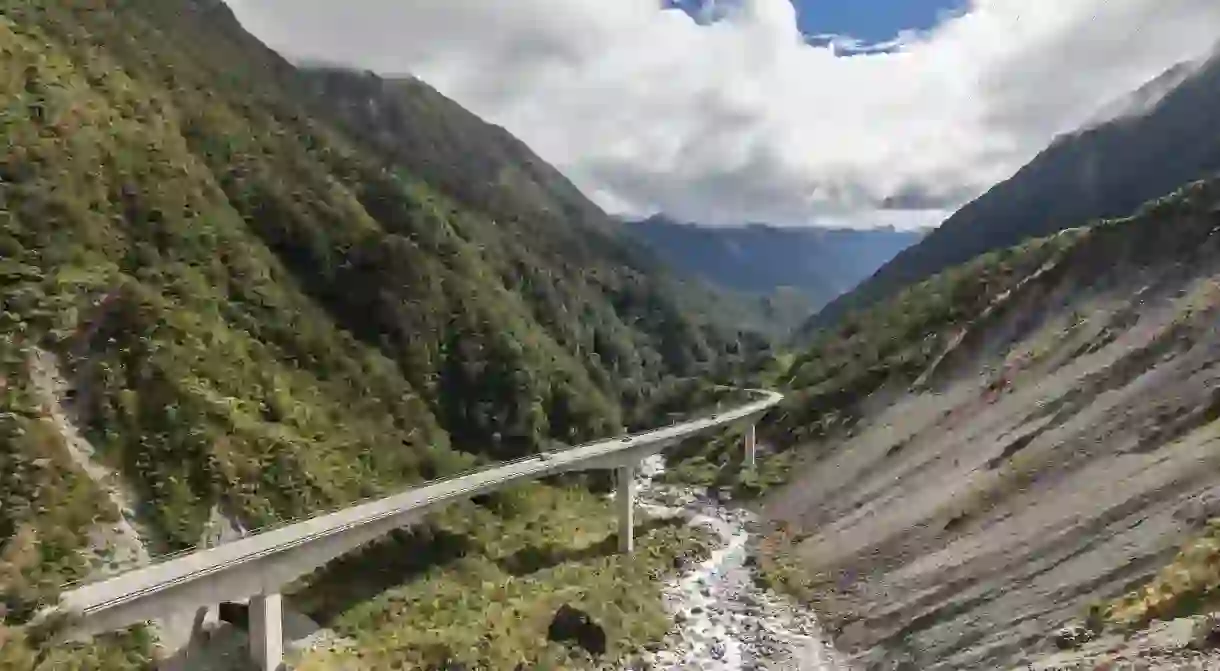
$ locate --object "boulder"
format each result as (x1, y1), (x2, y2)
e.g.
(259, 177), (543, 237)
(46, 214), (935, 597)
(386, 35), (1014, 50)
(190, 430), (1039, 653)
(1053, 622), (1095, 650)
(547, 604), (607, 656)
(1174, 495), (1220, 528)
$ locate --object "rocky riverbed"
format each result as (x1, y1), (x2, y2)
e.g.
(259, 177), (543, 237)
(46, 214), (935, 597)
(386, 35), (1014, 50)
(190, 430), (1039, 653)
(631, 456), (848, 670)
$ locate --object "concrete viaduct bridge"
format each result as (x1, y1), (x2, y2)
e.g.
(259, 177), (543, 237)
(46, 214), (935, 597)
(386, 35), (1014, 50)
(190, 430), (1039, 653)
(49, 389), (782, 670)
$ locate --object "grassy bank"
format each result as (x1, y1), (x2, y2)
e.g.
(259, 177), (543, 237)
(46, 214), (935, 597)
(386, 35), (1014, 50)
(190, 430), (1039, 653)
(294, 484), (715, 670)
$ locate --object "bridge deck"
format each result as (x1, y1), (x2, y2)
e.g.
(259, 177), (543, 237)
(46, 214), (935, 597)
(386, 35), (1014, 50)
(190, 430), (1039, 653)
(57, 390), (782, 622)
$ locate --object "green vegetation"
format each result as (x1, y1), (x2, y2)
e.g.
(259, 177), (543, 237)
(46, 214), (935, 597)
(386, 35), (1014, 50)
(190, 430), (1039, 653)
(0, 0), (763, 666)
(293, 485), (714, 670)
(0, 334), (157, 666)
(0, 336), (108, 621)
(625, 217), (923, 338)
(0, 625), (155, 671)
(1103, 519), (1220, 630)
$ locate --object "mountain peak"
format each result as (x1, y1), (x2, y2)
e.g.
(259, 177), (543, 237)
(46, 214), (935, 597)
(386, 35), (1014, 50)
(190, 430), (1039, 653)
(809, 45), (1220, 332)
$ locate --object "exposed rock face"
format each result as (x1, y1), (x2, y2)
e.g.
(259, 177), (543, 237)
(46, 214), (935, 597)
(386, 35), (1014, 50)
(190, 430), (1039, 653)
(547, 604), (607, 657)
(764, 179), (1220, 669)
(1022, 614), (1220, 670)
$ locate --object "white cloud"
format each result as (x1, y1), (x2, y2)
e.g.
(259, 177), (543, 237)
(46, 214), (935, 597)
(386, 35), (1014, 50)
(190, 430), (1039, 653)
(224, 0), (1220, 227)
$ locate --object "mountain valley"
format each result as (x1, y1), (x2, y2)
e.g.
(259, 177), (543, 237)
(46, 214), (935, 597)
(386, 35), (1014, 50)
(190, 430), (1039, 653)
(626, 218), (924, 336)
(4, 2), (1220, 671)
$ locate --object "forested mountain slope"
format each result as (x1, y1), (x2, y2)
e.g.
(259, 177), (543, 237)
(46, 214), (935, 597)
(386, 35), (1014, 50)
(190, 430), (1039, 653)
(291, 66), (776, 354)
(626, 217), (923, 334)
(0, 1), (754, 666)
(806, 43), (1220, 334)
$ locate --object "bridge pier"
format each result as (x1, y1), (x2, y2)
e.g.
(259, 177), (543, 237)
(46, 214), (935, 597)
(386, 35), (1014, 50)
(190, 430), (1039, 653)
(744, 423), (757, 468)
(616, 463), (636, 553)
(249, 592), (283, 671)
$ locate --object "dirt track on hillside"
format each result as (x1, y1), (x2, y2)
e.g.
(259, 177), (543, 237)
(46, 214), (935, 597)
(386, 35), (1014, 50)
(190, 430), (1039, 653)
(764, 270), (1220, 669)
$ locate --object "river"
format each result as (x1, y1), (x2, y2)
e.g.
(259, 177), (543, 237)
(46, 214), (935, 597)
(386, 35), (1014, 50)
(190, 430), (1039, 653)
(631, 455), (848, 670)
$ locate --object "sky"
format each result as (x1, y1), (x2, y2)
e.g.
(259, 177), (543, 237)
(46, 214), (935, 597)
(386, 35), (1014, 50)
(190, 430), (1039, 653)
(224, 0), (1220, 229)
(798, 0), (964, 47)
(674, 0), (964, 43)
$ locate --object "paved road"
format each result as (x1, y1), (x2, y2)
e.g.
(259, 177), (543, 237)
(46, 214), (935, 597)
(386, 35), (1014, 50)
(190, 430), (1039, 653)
(57, 389), (782, 628)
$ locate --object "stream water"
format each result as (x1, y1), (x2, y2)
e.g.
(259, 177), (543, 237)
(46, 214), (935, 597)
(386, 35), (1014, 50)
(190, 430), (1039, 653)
(632, 456), (847, 670)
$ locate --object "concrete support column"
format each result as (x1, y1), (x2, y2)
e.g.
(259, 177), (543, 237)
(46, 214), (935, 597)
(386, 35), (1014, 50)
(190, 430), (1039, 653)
(745, 423), (757, 468)
(616, 463), (637, 554)
(249, 592), (283, 671)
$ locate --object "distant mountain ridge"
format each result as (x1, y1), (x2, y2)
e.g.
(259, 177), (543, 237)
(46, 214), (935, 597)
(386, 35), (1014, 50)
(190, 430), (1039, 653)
(627, 216), (924, 333)
(807, 43), (1220, 334)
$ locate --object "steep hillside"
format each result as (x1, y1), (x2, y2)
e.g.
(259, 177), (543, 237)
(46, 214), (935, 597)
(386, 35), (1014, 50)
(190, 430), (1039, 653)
(296, 68), (618, 239)
(294, 69), (784, 346)
(628, 217), (923, 333)
(750, 178), (1220, 669)
(807, 43), (1220, 334)
(0, 1), (751, 667)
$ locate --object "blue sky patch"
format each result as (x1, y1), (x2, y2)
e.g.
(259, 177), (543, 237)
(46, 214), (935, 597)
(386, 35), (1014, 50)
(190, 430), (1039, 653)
(794, 0), (965, 43)
(667, 0), (966, 47)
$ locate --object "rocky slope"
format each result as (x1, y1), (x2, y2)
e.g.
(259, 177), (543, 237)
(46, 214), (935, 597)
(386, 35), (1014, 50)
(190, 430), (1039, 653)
(807, 42), (1220, 335)
(753, 178), (1220, 669)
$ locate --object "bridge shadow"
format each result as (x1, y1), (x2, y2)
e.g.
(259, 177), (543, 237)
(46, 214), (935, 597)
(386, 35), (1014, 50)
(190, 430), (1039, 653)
(497, 516), (688, 577)
(291, 524), (474, 624)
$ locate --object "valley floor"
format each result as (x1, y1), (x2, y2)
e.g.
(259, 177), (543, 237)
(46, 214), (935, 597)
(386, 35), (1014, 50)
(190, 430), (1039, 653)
(635, 455), (848, 670)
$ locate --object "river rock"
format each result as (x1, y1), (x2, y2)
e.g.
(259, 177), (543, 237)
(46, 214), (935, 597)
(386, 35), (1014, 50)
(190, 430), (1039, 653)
(635, 455), (850, 671)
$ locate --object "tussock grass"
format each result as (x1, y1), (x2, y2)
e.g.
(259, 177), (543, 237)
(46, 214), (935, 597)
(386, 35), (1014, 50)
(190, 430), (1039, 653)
(1105, 519), (1220, 630)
